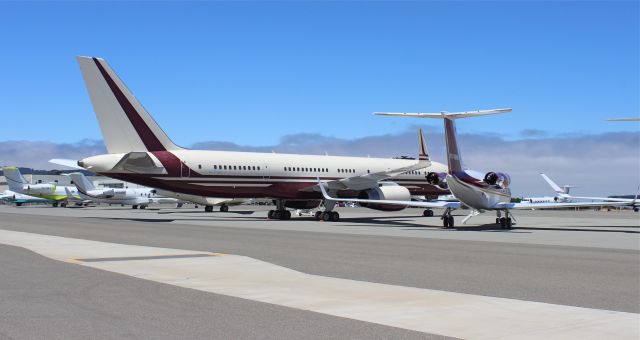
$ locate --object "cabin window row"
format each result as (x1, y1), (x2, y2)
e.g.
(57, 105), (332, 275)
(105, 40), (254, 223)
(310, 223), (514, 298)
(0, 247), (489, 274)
(212, 165), (261, 171)
(284, 167), (329, 173)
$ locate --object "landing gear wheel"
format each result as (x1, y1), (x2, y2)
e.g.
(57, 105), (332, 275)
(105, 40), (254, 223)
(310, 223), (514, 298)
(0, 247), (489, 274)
(220, 204), (229, 212)
(321, 211), (332, 221)
(60, 203), (67, 208)
(505, 218), (513, 229)
(314, 211), (322, 221)
(140, 205), (146, 210)
(443, 217), (450, 228)
(268, 210), (275, 219)
(499, 217), (506, 229)
(284, 210), (291, 220)
(496, 218), (500, 225)
(423, 209), (434, 217)
(448, 216), (454, 228)
(205, 205), (213, 212)
(132, 205), (138, 209)
(52, 202), (59, 207)
(330, 211), (340, 222)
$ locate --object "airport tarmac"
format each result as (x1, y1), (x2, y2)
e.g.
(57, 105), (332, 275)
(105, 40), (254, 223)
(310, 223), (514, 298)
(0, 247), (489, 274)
(0, 205), (638, 339)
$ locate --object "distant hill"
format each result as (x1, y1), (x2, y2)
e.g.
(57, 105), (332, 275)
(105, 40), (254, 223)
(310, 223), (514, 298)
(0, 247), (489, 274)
(0, 167), (95, 176)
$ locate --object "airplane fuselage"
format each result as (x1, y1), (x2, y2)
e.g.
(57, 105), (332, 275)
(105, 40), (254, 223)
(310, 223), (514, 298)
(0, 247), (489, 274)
(446, 172), (511, 210)
(82, 149), (449, 200)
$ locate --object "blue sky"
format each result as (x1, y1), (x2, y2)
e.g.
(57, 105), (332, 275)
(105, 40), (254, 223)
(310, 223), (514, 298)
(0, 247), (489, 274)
(0, 1), (638, 147)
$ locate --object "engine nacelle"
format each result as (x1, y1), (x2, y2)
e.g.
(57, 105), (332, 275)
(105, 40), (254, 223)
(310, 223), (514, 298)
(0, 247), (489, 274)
(483, 172), (511, 188)
(358, 185), (410, 211)
(25, 184), (55, 195)
(426, 172), (448, 189)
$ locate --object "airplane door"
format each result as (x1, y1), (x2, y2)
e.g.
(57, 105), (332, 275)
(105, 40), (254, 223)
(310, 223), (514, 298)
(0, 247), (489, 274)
(262, 164), (270, 180)
(181, 161), (190, 177)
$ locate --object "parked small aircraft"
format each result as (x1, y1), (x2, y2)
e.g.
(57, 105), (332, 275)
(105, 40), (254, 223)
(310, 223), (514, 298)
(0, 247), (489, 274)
(0, 190), (51, 206)
(3, 167), (80, 207)
(318, 109), (636, 228)
(68, 172), (179, 209)
(539, 173), (639, 212)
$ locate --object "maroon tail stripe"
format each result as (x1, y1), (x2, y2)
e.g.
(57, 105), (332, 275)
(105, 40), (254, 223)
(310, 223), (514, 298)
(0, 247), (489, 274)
(92, 58), (166, 152)
(444, 118), (462, 173)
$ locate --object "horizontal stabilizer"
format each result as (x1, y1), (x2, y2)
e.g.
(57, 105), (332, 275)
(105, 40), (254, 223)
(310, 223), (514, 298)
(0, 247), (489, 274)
(49, 159), (84, 170)
(374, 108), (511, 119)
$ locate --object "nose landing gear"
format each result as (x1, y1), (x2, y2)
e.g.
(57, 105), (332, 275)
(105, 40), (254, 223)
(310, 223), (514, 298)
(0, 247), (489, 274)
(497, 210), (513, 229)
(441, 208), (454, 228)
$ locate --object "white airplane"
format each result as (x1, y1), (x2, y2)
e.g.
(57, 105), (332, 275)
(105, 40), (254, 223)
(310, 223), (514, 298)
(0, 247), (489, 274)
(523, 173), (577, 203)
(539, 173), (639, 212)
(52, 159), (249, 212)
(70, 56), (449, 221)
(2, 167), (80, 207)
(318, 109), (636, 228)
(0, 190), (51, 206)
(68, 172), (182, 209)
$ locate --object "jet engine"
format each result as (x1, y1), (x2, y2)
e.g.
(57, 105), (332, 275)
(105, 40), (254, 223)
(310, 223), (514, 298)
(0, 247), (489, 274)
(358, 185), (410, 211)
(426, 172), (448, 189)
(483, 172), (511, 188)
(25, 184), (55, 194)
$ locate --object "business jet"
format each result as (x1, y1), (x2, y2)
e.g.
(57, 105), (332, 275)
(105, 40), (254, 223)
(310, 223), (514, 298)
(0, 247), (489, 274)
(523, 173), (576, 203)
(72, 56), (448, 221)
(1, 190), (51, 206)
(318, 109), (636, 228)
(67, 172), (180, 209)
(2, 167), (80, 207)
(539, 173), (639, 212)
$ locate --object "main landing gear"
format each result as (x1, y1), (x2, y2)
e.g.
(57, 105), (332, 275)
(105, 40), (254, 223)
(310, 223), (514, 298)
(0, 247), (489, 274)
(268, 200), (291, 220)
(441, 208), (454, 228)
(496, 210), (513, 229)
(423, 209), (434, 217)
(314, 197), (339, 222)
(204, 205), (213, 212)
(220, 204), (229, 212)
(314, 210), (340, 222)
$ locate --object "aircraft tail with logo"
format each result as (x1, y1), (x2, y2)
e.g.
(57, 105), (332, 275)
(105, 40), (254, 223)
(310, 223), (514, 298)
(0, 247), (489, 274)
(76, 56), (184, 154)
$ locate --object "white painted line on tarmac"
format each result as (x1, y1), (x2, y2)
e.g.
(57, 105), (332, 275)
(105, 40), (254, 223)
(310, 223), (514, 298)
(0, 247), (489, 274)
(0, 229), (638, 339)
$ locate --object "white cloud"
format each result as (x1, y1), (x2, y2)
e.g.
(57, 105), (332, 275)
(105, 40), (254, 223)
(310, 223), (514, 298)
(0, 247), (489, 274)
(2, 129), (638, 196)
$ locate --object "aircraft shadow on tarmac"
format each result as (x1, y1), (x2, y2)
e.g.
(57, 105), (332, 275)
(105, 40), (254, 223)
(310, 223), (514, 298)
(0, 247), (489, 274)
(82, 212), (638, 234)
(157, 210), (256, 215)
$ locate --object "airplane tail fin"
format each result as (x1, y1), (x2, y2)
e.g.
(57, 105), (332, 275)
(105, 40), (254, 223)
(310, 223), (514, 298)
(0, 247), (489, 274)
(418, 128), (429, 161)
(376, 109), (511, 173)
(76, 56), (184, 154)
(68, 172), (95, 193)
(2, 167), (28, 192)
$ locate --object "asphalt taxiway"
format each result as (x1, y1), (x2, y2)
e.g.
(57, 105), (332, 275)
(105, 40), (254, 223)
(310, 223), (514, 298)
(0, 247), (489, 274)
(0, 205), (638, 339)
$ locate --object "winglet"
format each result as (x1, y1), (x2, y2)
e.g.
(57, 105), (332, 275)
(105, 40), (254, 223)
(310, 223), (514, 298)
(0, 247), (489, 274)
(418, 128), (429, 161)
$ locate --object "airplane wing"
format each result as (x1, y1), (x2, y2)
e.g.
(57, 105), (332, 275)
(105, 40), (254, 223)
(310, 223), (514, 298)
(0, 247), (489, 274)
(306, 128), (432, 192)
(497, 200), (636, 210)
(49, 158), (85, 170)
(309, 160), (430, 192)
(318, 179), (460, 209)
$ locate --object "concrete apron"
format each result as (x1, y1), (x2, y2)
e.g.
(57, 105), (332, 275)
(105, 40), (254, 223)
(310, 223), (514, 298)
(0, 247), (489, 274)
(0, 229), (637, 339)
